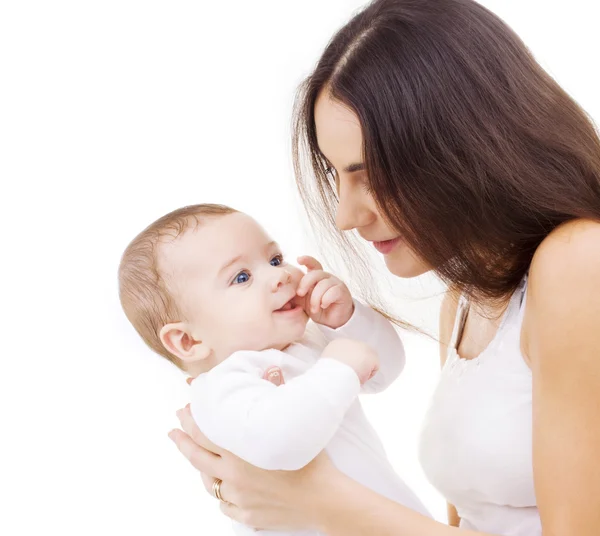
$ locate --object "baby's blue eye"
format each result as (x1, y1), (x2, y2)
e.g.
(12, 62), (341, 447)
(270, 255), (283, 267)
(233, 271), (250, 284)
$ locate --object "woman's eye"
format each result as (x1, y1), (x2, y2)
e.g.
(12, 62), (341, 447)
(233, 271), (250, 284)
(270, 255), (283, 267)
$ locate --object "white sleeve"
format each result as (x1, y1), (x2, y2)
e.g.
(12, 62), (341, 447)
(190, 351), (360, 471)
(317, 300), (406, 394)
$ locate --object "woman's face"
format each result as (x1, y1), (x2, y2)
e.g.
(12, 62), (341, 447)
(314, 91), (431, 278)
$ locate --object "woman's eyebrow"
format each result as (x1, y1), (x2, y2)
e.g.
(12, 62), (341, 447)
(343, 162), (365, 173)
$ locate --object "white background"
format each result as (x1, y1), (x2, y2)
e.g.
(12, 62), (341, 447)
(1, 1), (598, 534)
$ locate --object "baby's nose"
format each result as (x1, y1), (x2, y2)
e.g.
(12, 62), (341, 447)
(271, 269), (292, 291)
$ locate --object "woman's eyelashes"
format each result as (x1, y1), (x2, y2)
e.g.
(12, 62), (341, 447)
(231, 255), (285, 285)
(325, 166), (337, 183)
(325, 167), (371, 196)
(324, 167), (341, 196)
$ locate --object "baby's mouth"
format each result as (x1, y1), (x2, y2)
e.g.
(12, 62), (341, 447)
(275, 298), (296, 312)
(275, 296), (303, 313)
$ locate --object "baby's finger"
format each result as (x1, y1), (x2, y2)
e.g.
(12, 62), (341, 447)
(321, 285), (344, 310)
(296, 269), (328, 297)
(310, 278), (337, 314)
(263, 366), (285, 386)
(297, 255), (324, 272)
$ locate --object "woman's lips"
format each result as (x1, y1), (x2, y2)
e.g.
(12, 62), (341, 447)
(372, 237), (401, 254)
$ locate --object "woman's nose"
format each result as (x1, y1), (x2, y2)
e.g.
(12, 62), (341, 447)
(335, 185), (376, 231)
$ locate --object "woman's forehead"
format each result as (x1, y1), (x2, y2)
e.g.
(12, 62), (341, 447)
(314, 93), (363, 166)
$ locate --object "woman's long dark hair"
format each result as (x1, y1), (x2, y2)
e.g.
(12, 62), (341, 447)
(293, 0), (600, 306)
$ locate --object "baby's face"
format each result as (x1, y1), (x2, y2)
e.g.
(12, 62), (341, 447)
(160, 212), (308, 362)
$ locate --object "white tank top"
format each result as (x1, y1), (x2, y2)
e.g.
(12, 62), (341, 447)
(418, 277), (542, 535)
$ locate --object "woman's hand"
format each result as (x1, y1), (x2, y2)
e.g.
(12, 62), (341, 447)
(168, 404), (337, 531)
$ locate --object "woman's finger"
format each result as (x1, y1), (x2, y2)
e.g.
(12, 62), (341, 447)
(168, 428), (221, 475)
(201, 472), (239, 507)
(177, 405), (224, 455)
(201, 471), (217, 494)
(297, 255), (323, 272)
(220, 501), (262, 529)
(220, 500), (244, 524)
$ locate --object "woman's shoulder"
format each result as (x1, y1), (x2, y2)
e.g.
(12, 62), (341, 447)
(523, 218), (600, 361)
(529, 218), (600, 284)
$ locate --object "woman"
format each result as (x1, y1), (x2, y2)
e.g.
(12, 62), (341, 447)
(169, 0), (600, 534)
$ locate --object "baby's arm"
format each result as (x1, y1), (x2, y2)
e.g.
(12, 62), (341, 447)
(318, 300), (406, 394)
(190, 350), (360, 471)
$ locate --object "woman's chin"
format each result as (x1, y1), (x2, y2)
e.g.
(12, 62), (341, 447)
(384, 249), (431, 278)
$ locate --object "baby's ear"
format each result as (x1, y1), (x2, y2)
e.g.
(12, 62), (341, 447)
(159, 322), (212, 363)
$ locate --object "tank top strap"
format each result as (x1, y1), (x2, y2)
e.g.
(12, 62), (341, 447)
(514, 273), (529, 321)
(446, 274), (528, 360)
(448, 294), (470, 353)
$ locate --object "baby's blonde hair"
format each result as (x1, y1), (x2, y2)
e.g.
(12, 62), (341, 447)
(118, 204), (237, 368)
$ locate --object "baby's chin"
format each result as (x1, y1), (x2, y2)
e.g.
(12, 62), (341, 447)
(265, 315), (310, 351)
(224, 312), (309, 355)
(272, 324), (309, 351)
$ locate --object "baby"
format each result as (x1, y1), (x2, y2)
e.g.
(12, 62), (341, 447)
(118, 204), (430, 535)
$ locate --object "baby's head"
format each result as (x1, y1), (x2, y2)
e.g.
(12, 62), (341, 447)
(119, 204), (309, 376)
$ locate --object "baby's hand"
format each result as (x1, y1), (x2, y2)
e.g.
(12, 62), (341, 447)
(321, 339), (379, 385)
(296, 255), (354, 329)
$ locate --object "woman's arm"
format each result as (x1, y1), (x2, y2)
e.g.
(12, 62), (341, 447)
(170, 405), (339, 531)
(524, 220), (600, 535)
(315, 472), (483, 536)
(447, 504), (461, 528)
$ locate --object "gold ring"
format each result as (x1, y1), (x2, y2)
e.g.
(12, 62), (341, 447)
(212, 478), (225, 502)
